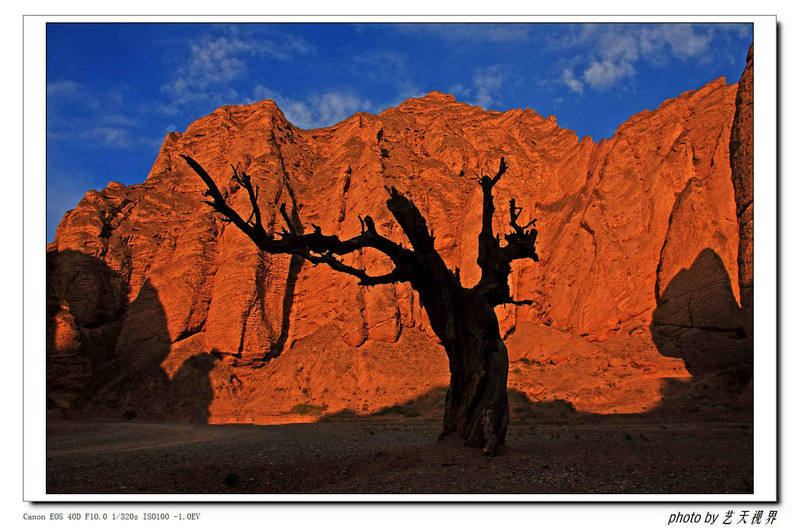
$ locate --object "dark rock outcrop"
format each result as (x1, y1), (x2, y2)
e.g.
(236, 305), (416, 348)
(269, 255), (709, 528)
(729, 44), (755, 334)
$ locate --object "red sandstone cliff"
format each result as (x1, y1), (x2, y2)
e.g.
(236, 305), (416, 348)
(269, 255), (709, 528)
(47, 57), (754, 422)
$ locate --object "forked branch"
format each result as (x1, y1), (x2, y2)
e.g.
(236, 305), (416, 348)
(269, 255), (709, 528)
(474, 158), (540, 307)
(182, 154), (416, 286)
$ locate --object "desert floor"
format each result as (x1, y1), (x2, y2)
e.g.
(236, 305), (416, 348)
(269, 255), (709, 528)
(45, 412), (753, 496)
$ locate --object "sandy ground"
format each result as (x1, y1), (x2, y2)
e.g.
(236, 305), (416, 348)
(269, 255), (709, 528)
(45, 415), (753, 495)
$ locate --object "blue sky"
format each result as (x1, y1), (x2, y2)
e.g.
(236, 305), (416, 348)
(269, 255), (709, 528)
(46, 22), (753, 241)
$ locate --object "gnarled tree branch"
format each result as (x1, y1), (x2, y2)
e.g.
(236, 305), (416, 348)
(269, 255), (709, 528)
(182, 154), (416, 286)
(473, 157), (539, 306)
(298, 249), (412, 287)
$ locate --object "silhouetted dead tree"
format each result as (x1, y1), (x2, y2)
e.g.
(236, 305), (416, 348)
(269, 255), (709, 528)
(182, 155), (539, 455)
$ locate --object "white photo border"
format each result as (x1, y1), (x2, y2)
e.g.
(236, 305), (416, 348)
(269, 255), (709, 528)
(23, 14), (778, 503)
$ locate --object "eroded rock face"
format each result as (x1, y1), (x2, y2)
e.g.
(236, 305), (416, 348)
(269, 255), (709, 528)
(47, 69), (754, 421)
(730, 44), (754, 334)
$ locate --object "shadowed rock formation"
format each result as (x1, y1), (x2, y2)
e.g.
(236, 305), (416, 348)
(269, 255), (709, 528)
(47, 250), (216, 422)
(729, 44), (754, 335)
(651, 248), (752, 415)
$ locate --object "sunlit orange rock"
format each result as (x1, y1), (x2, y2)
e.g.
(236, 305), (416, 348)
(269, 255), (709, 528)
(47, 66), (754, 421)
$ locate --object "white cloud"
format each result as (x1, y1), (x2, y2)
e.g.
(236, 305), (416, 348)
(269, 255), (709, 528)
(593, 24), (713, 64)
(597, 32), (640, 62)
(583, 60), (635, 90)
(251, 86), (370, 129)
(556, 24), (747, 92)
(48, 124), (155, 149)
(448, 64), (509, 109)
(472, 65), (505, 108)
(260, 33), (315, 60)
(448, 83), (470, 98)
(162, 36), (251, 104)
(88, 127), (137, 147)
(394, 79), (426, 101)
(47, 80), (82, 98)
(185, 37), (250, 86)
(652, 24), (712, 57)
(471, 25), (531, 43)
(251, 84), (280, 101)
(562, 68), (584, 94)
(282, 101), (315, 128)
(47, 83), (150, 149)
(393, 24), (531, 44)
(163, 30), (314, 107)
(716, 23), (753, 40)
(317, 93), (369, 125)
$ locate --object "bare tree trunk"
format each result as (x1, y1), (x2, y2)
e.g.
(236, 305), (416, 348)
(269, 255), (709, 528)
(438, 291), (509, 454)
(183, 155), (536, 456)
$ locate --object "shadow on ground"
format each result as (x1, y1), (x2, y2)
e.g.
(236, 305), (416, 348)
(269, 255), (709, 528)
(45, 248), (754, 495)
